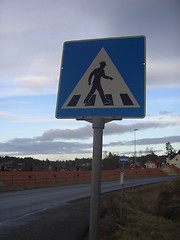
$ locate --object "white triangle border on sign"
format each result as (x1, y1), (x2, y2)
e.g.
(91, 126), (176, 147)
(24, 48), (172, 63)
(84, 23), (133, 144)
(62, 47), (140, 109)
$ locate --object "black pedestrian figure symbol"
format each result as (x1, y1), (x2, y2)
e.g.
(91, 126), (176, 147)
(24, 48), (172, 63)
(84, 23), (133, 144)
(84, 61), (113, 105)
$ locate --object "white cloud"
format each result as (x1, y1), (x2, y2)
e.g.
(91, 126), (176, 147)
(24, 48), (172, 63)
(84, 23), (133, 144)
(159, 110), (172, 115)
(1, 0), (179, 100)
(16, 75), (56, 92)
(147, 58), (180, 87)
(35, 125), (92, 141)
(0, 138), (92, 156)
(32, 115), (180, 141)
(0, 114), (179, 155)
(0, 111), (13, 120)
(0, 133), (179, 157)
(0, 110), (55, 123)
(104, 135), (180, 147)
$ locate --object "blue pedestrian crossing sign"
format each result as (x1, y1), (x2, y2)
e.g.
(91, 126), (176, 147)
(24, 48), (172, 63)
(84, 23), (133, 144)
(56, 36), (146, 119)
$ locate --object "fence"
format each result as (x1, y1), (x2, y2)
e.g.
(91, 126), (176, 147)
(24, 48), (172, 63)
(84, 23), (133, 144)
(0, 168), (174, 189)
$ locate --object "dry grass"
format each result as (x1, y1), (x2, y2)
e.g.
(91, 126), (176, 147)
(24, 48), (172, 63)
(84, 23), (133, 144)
(99, 178), (180, 240)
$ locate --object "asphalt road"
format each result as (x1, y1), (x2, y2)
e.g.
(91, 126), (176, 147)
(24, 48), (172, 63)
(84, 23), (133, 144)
(0, 176), (174, 236)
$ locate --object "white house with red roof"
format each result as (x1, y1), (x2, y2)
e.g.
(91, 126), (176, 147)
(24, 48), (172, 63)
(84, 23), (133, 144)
(166, 151), (180, 169)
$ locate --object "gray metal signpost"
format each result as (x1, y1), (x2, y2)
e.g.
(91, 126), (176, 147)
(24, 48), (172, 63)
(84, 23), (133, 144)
(79, 117), (118, 239)
(89, 117), (104, 240)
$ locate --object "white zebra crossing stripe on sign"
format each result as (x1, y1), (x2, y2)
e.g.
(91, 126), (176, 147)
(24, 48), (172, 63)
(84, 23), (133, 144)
(62, 48), (140, 109)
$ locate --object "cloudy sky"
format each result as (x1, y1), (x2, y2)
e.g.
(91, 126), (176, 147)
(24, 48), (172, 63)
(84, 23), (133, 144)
(0, 0), (180, 160)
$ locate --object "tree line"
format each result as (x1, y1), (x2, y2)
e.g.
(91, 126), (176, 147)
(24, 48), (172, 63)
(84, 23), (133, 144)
(0, 152), (167, 171)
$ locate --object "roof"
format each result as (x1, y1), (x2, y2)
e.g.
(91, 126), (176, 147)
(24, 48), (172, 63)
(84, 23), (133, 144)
(170, 150), (180, 160)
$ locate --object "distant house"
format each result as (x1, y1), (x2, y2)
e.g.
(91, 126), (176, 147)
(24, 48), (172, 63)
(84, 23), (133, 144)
(1, 162), (23, 171)
(144, 160), (160, 168)
(166, 151), (180, 169)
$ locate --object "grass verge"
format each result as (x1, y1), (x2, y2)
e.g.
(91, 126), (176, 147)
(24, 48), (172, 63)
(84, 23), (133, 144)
(98, 177), (180, 240)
